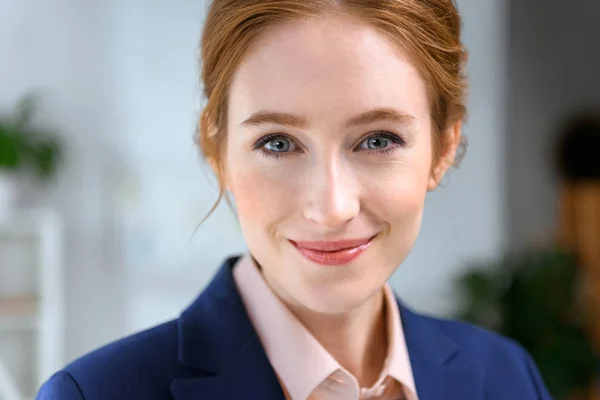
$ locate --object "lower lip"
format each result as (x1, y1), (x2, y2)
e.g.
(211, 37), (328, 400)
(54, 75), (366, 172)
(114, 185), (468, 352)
(290, 236), (375, 266)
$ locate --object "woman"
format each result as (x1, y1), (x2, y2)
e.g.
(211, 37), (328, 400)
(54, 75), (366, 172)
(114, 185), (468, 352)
(37, 1), (552, 399)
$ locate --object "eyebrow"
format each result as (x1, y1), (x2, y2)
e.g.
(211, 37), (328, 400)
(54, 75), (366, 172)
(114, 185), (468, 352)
(239, 108), (416, 129)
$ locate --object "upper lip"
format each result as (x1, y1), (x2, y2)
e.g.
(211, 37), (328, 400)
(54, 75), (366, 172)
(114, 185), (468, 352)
(289, 235), (376, 252)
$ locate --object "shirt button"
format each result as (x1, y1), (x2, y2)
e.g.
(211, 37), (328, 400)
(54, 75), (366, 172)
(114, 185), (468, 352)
(359, 384), (386, 399)
(327, 371), (346, 385)
(374, 384), (386, 397)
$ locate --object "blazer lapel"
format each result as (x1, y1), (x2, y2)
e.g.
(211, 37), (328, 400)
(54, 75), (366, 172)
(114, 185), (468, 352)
(169, 254), (483, 400)
(398, 301), (484, 400)
(170, 255), (285, 400)
(170, 335), (285, 399)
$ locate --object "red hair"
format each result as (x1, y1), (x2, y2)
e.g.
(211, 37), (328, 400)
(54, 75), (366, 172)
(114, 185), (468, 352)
(197, 0), (468, 223)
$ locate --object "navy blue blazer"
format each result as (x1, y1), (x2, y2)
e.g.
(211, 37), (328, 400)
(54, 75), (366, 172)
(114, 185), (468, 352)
(36, 255), (552, 400)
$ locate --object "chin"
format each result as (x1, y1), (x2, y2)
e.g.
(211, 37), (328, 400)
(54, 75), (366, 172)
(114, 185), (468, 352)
(295, 278), (378, 314)
(303, 294), (373, 315)
(282, 252), (386, 315)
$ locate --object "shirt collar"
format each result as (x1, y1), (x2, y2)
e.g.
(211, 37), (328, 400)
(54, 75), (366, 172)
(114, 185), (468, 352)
(233, 252), (417, 400)
(383, 279), (418, 398)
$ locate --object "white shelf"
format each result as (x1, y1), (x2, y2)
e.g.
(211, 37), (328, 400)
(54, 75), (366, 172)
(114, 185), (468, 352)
(0, 209), (64, 400)
(0, 298), (42, 332)
(0, 315), (41, 332)
(0, 357), (22, 400)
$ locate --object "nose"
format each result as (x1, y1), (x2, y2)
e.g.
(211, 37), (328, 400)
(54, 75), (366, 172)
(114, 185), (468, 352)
(302, 156), (360, 231)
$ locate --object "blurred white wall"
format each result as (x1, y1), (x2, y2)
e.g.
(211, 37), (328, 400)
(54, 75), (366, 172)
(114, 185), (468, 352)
(393, 0), (508, 315)
(1, 0), (127, 364)
(1, 0), (509, 364)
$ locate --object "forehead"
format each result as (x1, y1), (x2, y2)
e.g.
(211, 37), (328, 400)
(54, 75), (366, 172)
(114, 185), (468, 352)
(228, 14), (430, 127)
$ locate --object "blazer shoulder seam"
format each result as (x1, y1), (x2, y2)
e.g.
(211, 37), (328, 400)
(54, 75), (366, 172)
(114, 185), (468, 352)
(62, 370), (86, 400)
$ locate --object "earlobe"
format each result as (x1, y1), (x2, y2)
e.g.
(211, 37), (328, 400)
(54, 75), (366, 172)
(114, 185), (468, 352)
(427, 120), (462, 191)
(427, 174), (440, 191)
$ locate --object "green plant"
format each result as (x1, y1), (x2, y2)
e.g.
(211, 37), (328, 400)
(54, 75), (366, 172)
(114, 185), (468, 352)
(456, 246), (599, 399)
(0, 94), (62, 180)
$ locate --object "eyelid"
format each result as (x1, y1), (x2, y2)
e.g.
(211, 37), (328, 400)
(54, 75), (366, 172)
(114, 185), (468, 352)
(253, 130), (406, 158)
(252, 133), (301, 151)
(355, 131), (407, 150)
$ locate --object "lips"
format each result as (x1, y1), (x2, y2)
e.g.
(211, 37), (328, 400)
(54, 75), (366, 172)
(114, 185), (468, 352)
(291, 237), (374, 252)
(289, 235), (376, 265)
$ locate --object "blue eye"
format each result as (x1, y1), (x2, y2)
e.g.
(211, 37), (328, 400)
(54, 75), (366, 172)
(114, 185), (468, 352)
(263, 136), (295, 153)
(362, 136), (389, 150)
(358, 132), (405, 153)
(253, 134), (297, 159)
(253, 131), (405, 159)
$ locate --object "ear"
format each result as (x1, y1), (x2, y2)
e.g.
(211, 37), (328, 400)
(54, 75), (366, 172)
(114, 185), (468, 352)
(427, 119), (462, 191)
(198, 116), (232, 192)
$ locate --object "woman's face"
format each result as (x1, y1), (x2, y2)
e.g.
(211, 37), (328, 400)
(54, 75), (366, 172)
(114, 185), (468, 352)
(224, 14), (456, 313)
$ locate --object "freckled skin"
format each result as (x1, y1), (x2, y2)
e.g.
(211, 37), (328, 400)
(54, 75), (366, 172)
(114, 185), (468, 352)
(224, 14), (458, 316)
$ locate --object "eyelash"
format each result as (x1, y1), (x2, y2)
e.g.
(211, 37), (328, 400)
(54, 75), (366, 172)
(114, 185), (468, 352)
(252, 132), (406, 160)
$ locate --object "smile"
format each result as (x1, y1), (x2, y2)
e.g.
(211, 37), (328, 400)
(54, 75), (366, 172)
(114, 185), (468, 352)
(288, 235), (377, 266)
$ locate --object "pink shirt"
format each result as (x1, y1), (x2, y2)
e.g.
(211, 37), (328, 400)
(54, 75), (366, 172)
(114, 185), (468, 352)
(233, 253), (419, 400)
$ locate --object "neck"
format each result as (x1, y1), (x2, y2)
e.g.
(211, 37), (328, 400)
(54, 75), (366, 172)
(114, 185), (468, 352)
(289, 290), (389, 388)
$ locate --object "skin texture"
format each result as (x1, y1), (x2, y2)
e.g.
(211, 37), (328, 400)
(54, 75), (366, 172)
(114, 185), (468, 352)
(223, 13), (461, 386)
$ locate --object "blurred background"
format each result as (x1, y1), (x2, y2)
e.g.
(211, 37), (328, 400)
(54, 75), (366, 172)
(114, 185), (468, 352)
(0, 0), (599, 399)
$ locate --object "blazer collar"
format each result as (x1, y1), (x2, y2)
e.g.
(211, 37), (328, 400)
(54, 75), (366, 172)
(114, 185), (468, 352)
(170, 255), (286, 400)
(170, 255), (483, 400)
(399, 306), (484, 399)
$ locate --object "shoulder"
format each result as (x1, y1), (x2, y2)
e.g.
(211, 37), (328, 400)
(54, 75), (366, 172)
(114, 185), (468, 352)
(36, 320), (195, 400)
(36, 255), (247, 400)
(413, 311), (551, 398)
(64, 319), (181, 380)
(421, 312), (526, 358)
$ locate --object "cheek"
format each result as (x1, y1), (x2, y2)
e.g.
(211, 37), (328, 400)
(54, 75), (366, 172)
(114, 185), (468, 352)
(366, 169), (428, 217)
(227, 157), (299, 225)
(360, 151), (432, 221)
